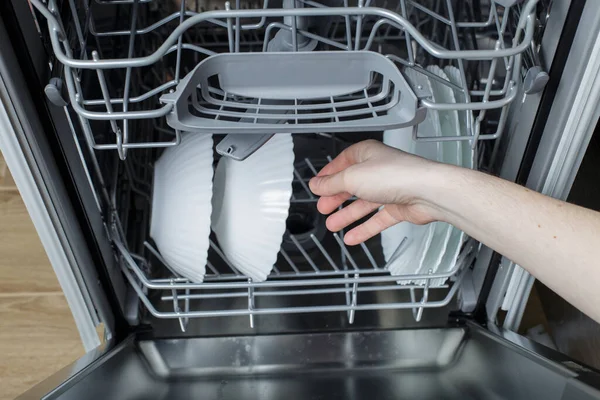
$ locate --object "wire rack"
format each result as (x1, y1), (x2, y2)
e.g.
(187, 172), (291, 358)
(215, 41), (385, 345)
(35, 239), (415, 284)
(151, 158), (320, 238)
(108, 152), (478, 331)
(28, 0), (541, 330)
(31, 0), (540, 160)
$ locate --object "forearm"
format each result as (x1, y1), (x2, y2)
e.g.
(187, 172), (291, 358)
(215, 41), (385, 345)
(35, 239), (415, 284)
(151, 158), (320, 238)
(426, 164), (600, 323)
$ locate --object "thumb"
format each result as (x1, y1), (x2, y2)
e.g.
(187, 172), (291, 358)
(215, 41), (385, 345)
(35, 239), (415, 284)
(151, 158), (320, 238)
(309, 171), (348, 197)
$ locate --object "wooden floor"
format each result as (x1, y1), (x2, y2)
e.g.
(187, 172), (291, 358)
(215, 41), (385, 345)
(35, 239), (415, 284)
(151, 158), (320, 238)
(0, 154), (84, 400)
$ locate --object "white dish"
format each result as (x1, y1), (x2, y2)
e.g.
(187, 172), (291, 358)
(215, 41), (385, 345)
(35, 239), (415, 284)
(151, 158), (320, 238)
(430, 66), (476, 286)
(413, 66), (461, 285)
(444, 65), (474, 170)
(382, 67), (441, 279)
(150, 133), (213, 283)
(212, 133), (294, 282)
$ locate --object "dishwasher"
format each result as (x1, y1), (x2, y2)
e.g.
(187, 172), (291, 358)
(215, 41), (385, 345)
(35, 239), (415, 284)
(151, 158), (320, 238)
(2, 0), (600, 398)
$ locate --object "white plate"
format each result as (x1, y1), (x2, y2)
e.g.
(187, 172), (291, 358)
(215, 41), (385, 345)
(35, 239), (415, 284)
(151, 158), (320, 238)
(413, 66), (461, 285)
(444, 65), (474, 170)
(150, 133), (213, 283)
(430, 66), (476, 286)
(212, 133), (294, 282)
(382, 67), (441, 279)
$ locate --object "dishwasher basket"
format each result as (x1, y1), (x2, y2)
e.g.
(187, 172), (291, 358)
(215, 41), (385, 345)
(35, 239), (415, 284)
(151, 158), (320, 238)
(29, 0), (542, 330)
(31, 0), (539, 159)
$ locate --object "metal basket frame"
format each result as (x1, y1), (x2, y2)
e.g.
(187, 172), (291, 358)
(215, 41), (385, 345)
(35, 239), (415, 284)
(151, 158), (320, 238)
(31, 0), (539, 160)
(106, 150), (478, 332)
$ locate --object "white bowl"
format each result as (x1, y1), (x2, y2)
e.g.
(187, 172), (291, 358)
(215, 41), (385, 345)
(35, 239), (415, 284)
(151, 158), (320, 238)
(382, 67), (441, 279)
(150, 133), (213, 283)
(212, 133), (294, 282)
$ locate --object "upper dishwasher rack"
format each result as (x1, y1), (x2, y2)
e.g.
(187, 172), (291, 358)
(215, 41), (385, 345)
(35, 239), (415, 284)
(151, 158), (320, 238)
(30, 0), (540, 159)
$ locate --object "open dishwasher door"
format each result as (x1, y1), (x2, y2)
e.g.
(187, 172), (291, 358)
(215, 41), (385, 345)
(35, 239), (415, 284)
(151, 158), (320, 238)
(15, 323), (600, 400)
(12, 323), (600, 400)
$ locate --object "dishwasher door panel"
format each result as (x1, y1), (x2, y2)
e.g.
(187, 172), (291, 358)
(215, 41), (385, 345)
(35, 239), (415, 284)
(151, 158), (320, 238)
(486, 0), (600, 330)
(16, 324), (600, 400)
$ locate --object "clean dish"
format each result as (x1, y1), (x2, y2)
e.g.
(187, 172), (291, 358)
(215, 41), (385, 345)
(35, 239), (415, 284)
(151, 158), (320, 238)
(412, 66), (462, 285)
(382, 67), (441, 279)
(212, 133), (294, 282)
(429, 66), (476, 286)
(150, 133), (213, 283)
(444, 65), (474, 170)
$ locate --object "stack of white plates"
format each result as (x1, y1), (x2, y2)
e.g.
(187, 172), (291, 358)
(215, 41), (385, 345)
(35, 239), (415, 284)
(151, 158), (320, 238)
(212, 133), (295, 282)
(150, 133), (214, 283)
(382, 67), (440, 279)
(382, 65), (471, 286)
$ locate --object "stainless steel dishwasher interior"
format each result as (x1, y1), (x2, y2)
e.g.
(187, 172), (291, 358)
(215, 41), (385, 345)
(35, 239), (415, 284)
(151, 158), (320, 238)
(27, 0), (547, 336)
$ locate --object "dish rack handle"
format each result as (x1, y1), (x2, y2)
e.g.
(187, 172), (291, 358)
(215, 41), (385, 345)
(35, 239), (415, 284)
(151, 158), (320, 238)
(160, 51), (426, 135)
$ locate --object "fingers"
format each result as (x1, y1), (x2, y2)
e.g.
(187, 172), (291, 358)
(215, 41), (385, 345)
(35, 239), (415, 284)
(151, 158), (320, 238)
(317, 146), (361, 177)
(326, 199), (381, 232)
(343, 207), (399, 246)
(317, 192), (353, 215)
(309, 169), (350, 197)
(316, 139), (378, 177)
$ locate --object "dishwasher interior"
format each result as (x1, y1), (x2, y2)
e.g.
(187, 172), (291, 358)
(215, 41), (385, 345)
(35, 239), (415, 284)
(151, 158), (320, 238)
(9, 0), (600, 398)
(24, 0), (551, 337)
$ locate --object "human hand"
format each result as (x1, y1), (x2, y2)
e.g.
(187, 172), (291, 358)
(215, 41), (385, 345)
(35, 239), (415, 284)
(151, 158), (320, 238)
(309, 139), (443, 246)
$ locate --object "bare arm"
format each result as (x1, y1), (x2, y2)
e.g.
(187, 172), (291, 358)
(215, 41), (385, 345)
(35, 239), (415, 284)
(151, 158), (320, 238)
(309, 140), (600, 323)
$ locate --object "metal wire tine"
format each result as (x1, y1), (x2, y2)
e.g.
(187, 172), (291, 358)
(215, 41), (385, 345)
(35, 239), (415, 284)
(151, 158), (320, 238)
(91, 51), (125, 160)
(272, 264), (281, 275)
(206, 260), (220, 276)
(288, 232), (320, 272)
(415, 269), (432, 322)
(354, 0), (364, 51)
(248, 281), (255, 328)
(293, 98), (299, 125)
(310, 234), (340, 271)
(209, 239), (242, 275)
(67, 0), (86, 53)
(347, 273), (359, 324)
(235, 0), (241, 52)
(171, 285), (187, 332)
(333, 232), (360, 271)
(383, 236), (408, 269)
(225, 2), (235, 53)
(174, 0), (186, 82)
(293, 167), (314, 199)
(342, 0), (352, 49)
(304, 158), (319, 176)
(360, 241), (378, 269)
(409, 286), (418, 319)
(184, 287), (190, 330)
(120, 0), (140, 161)
(291, 0), (299, 52)
(280, 248), (300, 274)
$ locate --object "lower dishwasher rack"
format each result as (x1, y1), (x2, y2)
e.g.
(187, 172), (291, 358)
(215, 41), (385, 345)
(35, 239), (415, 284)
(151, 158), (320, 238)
(114, 151), (477, 333)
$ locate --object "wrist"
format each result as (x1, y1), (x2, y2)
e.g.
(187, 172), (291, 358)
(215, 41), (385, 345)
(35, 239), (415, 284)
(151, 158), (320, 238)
(415, 162), (471, 224)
